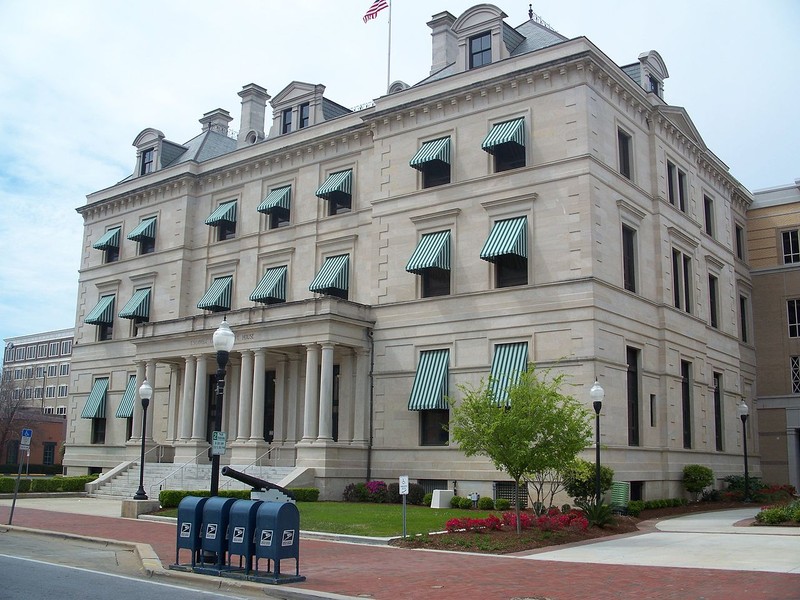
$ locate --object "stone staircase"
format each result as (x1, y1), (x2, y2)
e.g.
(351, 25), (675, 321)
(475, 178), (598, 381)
(91, 462), (294, 500)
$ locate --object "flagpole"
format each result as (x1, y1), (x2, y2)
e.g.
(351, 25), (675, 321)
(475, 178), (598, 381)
(386, 0), (392, 93)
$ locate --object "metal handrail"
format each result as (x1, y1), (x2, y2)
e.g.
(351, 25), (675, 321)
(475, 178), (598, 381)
(148, 448), (209, 497)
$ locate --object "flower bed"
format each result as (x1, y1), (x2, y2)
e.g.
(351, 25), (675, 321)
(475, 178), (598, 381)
(445, 507), (588, 534)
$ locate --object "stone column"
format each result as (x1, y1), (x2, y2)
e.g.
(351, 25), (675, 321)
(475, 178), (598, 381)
(286, 356), (300, 443)
(179, 356), (196, 441)
(338, 350), (354, 443)
(191, 355), (208, 440)
(226, 357), (240, 440)
(318, 343), (335, 441)
(237, 350), (254, 441)
(145, 359), (156, 441)
(250, 349), (266, 441)
(301, 344), (320, 441)
(273, 357), (287, 443)
(132, 361), (146, 441)
(353, 348), (370, 445)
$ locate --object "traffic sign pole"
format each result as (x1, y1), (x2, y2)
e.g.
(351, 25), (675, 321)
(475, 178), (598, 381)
(8, 429), (32, 525)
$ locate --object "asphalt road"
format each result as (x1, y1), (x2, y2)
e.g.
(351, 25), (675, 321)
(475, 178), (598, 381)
(0, 531), (277, 600)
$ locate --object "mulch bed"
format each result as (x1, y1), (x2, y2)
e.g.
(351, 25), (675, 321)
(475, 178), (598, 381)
(389, 501), (759, 554)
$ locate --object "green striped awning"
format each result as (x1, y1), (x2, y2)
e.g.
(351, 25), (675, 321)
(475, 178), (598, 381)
(480, 216), (528, 262)
(315, 170), (352, 200)
(197, 276), (233, 312)
(205, 200), (237, 226)
(118, 288), (151, 321)
(258, 186), (291, 214)
(81, 377), (109, 419)
(250, 266), (288, 304)
(85, 295), (115, 325)
(489, 342), (529, 406)
(92, 227), (121, 250)
(406, 231), (451, 274)
(409, 137), (451, 170)
(408, 349), (450, 410)
(127, 217), (157, 241)
(309, 255), (349, 293)
(115, 375), (137, 418)
(481, 118), (525, 154)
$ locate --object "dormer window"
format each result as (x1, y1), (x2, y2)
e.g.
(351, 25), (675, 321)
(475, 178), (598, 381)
(140, 148), (154, 175)
(281, 108), (292, 134)
(299, 103), (310, 129)
(469, 32), (491, 69)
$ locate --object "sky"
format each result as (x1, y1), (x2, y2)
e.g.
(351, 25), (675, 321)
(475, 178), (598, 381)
(0, 0), (798, 342)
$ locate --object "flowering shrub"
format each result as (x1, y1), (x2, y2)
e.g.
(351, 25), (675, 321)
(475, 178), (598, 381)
(445, 508), (588, 535)
(445, 514), (503, 533)
(755, 500), (800, 525)
(365, 480), (388, 503)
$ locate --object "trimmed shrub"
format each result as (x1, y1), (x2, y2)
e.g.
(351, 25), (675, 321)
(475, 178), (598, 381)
(449, 495), (462, 509)
(343, 482), (368, 502)
(683, 465), (714, 500)
(477, 496), (494, 510)
(626, 500), (645, 517)
(387, 482), (401, 504)
(407, 483), (425, 506)
(495, 498), (511, 511)
(365, 480), (388, 503)
(423, 492), (433, 507)
(289, 487), (319, 502)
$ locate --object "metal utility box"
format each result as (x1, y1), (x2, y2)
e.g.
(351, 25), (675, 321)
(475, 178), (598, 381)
(199, 496), (237, 570)
(226, 499), (262, 575)
(173, 496), (208, 568)
(253, 501), (304, 583)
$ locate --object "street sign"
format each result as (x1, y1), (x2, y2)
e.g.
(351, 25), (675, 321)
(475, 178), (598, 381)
(20, 428), (32, 449)
(399, 475), (409, 496)
(211, 431), (227, 456)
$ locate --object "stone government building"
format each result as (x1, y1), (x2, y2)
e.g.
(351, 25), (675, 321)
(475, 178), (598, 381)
(64, 4), (757, 501)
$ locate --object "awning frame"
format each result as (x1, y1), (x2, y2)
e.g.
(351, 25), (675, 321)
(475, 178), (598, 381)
(250, 266), (288, 304)
(85, 295), (116, 325)
(81, 377), (109, 419)
(408, 349), (450, 411)
(197, 275), (233, 312)
(406, 231), (451, 274)
(480, 216), (528, 262)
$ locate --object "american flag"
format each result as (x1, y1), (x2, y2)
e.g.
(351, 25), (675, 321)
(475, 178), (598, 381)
(363, 0), (388, 23)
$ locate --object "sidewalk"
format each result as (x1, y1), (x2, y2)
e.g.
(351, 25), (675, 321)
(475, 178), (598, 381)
(1, 497), (799, 600)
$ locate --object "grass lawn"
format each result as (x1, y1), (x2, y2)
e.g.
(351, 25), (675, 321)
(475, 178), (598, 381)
(297, 502), (493, 537)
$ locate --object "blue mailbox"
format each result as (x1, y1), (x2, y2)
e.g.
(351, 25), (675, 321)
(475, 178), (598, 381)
(173, 496), (208, 569)
(226, 499), (262, 575)
(198, 496), (237, 570)
(253, 501), (303, 583)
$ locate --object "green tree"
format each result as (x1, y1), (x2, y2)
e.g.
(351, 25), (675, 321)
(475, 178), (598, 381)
(563, 457), (614, 503)
(449, 366), (592, 533)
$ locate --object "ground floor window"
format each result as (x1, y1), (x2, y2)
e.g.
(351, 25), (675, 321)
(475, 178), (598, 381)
(91, 417), (106, 444)
(43, 442), (56, 465)
(417, 479), (449, 495)
(420, 409), (449, 446)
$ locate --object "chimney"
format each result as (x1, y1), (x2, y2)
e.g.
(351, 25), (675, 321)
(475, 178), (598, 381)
(237, 83), (270, 147)
(427, 11), (457, 75)
(199, 109), (233, 135)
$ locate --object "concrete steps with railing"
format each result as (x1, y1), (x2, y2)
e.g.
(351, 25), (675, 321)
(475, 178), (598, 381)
(90, 463), (294, 500)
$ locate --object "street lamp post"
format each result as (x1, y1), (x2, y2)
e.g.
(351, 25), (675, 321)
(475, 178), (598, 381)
(209, 319), (235, 497)
(133, 379), (152, 500)
(737, 400), (751, 502)
(589, 379), (605, 504)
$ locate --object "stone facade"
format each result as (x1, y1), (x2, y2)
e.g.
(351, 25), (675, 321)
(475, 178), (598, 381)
(748, 180), (800, 489)
(64, 4), (756, 500)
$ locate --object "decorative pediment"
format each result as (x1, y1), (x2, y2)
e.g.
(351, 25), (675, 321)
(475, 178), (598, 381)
(271, 81), (324, 106)
(132, 128), (164, 148)
(655, 105), (706, 152)
(452, 4), (506, 34)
